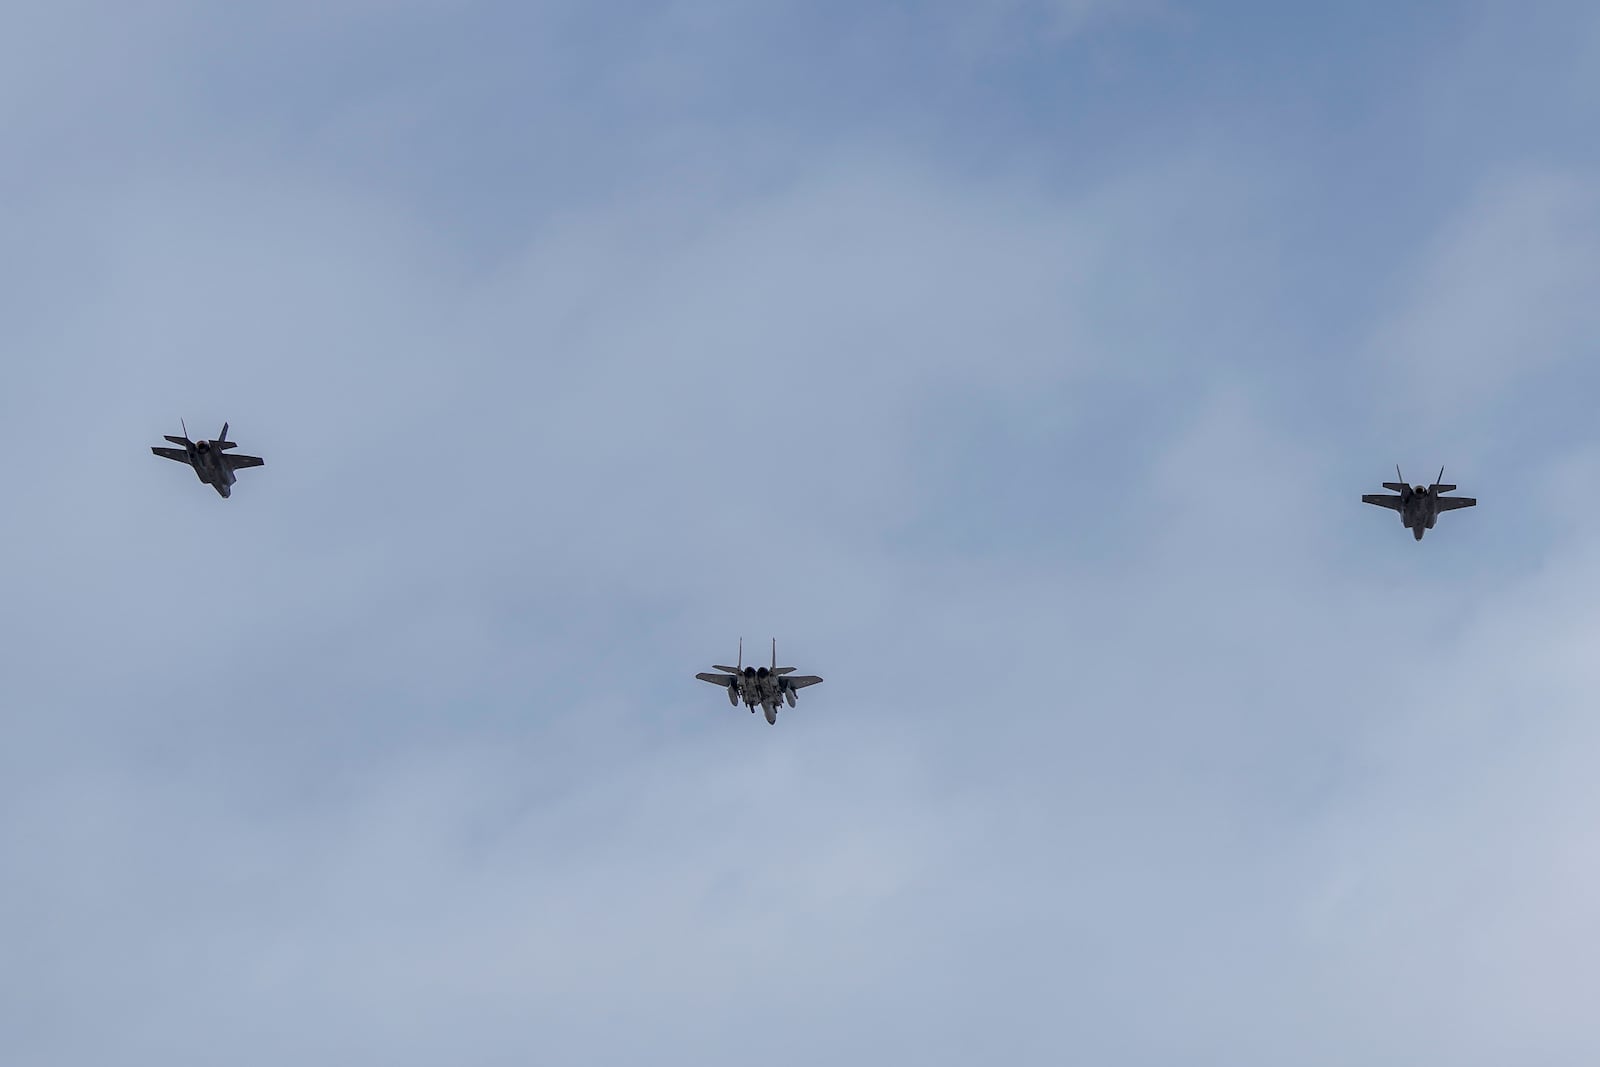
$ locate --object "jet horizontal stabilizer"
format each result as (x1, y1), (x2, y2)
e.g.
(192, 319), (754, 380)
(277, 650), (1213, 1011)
(1381, 482), (1409, 492)
(164, 435), (192, 447)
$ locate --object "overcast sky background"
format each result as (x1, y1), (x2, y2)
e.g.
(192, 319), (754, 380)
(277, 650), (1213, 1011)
(3, 2), (1600, 1063)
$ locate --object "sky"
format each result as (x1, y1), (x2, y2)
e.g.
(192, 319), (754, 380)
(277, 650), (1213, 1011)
(2, 1), (1600, 1063)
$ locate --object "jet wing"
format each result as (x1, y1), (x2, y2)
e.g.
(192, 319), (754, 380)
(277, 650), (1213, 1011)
(784, 675), (823, 689)
(225, 454), (264, 470)
(151, 447), (192, 465)
(696, 672), (736, 686)
(1361, 494), (1402, 511)
(1436, 496), (1476, 511)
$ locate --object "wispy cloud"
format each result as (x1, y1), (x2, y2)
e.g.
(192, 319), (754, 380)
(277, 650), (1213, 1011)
(4, 2), (1600, 1065)
(1368, 168), (1600, 425)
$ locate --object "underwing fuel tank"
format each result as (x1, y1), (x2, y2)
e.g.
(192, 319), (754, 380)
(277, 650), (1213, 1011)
(784, 688), (796, 707)
(727, 684), (739, 706)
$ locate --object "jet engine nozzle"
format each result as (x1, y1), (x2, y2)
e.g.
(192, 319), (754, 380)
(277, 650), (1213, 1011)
(756, 666), (769, 677)
(1414, 485), (1426, 494)
(744, 666), (756, 676)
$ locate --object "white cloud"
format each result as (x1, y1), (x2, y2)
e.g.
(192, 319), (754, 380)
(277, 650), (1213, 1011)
(1367, 169), (1600, 426)
(5, 2), (1600, 1065)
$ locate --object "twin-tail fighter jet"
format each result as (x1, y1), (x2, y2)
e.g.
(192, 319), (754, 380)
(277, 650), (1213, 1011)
(151, 421), (264, 498)
(696, 638), (823, 725)
(1362, 466), (1475, 541)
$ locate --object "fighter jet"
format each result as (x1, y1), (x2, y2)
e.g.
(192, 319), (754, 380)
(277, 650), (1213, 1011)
(696, 638), (823, 725)
(1362, 466), (1475, 540)
(151, 420), (263, 498)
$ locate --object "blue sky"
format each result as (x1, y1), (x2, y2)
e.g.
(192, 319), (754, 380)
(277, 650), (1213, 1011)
(3, 2), (1600, 1063)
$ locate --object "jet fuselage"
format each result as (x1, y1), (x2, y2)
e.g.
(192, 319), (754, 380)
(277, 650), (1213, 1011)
(154, 423), (262, 498)
(1400, 487), (1437, 537)
(696, 640), (821, 726)
(730, 666), (798, 723)
(1362, 471), (1474, 542)
(188, 441), (237, 497)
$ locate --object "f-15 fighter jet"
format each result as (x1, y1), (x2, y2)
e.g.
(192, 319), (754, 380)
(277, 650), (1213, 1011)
(151, 420), (263, 498)
(696, 638), (823, 725)
(1362, 466), (1475, 541)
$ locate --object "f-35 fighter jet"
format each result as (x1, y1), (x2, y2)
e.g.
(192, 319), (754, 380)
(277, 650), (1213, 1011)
(696, 638), (823, 725)
(151, 420), (263, 498)
(1362, 466), (1475, 541)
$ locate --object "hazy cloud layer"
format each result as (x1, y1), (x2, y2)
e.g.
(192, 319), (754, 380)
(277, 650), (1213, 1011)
(3, 2), (1599, 1065)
